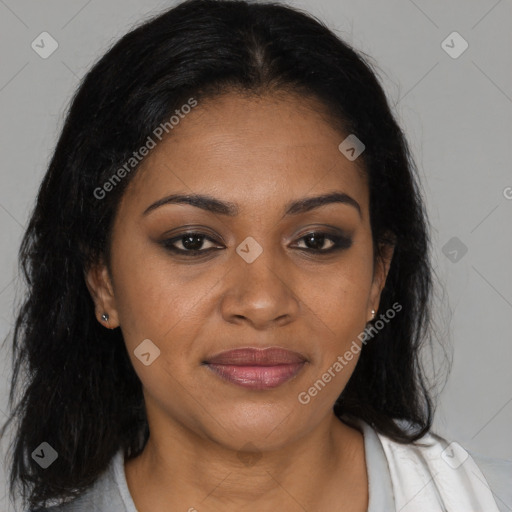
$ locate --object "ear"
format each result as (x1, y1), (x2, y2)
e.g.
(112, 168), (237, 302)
(367, 238), (395, 322)
(84, 258), (120, 328)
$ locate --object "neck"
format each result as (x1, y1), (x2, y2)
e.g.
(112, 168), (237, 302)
(125, 413), (368, 511)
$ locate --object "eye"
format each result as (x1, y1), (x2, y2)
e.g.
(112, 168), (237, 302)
(294, 231), (352, 253)
(160, 230), (352, 257)
(160, 232), (222, 254)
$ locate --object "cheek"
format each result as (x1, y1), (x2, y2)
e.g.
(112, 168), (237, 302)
(110, 250), (209, 410)
(293, 268), (373, 408)
(298, 264), (374, 395)
(109, 236), (200, 348)
(299, 257), (373, 333)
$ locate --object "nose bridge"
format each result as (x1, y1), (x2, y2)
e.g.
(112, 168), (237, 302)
(221, 236), (299, 327)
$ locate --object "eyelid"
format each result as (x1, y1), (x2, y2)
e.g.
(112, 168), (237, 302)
(291, 231), (352, 251)
(159, 228), (352, 256)
(292, 225), (352, 239)
(159, 232), (222, 252)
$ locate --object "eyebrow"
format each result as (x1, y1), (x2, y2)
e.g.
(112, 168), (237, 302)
(142, 191), (361, 218)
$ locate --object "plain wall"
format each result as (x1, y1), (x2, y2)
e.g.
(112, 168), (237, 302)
(1, 0), (511, 510)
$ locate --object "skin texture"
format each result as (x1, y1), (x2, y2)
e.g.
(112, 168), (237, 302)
(86, 92), (394, 512)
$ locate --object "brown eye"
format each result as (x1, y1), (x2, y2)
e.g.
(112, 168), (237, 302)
(294, 232), (352, 253)
(161, 232), (221, 254)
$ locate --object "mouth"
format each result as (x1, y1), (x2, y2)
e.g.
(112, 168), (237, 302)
(203, 347), (307, 390)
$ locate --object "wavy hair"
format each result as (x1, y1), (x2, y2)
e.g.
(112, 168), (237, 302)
(1, 0), (444, 508)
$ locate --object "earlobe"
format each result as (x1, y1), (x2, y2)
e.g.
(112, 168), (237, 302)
(84, 261), (120, 328)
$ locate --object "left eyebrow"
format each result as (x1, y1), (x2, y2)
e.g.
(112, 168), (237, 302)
(284, 192), (361, 218)
(142, 191), (361, 218)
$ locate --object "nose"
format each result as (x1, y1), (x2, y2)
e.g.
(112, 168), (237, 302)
(220, 245), (300, 330)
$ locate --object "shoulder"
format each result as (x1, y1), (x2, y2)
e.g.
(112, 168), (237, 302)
(422, 429), (512, 510)
(469, 451), (512, 512)
(27, 487), (112, 511)
(26, 451), (130, 512)
(372, 420), (512, 511)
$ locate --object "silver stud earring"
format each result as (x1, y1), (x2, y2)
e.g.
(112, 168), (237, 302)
(101, 312), (109, 323)
(371, 309), (375, 320)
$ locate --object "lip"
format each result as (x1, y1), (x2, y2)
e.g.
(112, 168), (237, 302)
(204, 347), (307, 390)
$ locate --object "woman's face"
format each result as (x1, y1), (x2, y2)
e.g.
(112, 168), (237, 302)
(87, 92), (393, 451)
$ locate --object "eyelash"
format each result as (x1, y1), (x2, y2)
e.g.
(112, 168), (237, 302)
(160, 231), (352, 256)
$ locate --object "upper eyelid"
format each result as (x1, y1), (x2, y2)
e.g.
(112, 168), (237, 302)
(165, 229), (347, 241)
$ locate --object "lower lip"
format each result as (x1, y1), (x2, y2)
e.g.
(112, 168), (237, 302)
(205, 363), (305, 389)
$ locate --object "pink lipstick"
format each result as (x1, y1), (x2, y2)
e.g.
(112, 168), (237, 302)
(204, 347), (307, 390)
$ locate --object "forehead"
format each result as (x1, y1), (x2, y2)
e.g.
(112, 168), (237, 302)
(122, 92), (369, 216)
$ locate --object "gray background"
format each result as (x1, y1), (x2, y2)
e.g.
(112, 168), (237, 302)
(1, 0), (511, 510)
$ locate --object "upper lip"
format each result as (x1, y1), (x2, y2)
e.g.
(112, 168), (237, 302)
(204, 347), (307, 366)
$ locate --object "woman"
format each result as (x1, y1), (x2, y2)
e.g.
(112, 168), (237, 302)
(1, 0), (510, 511)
